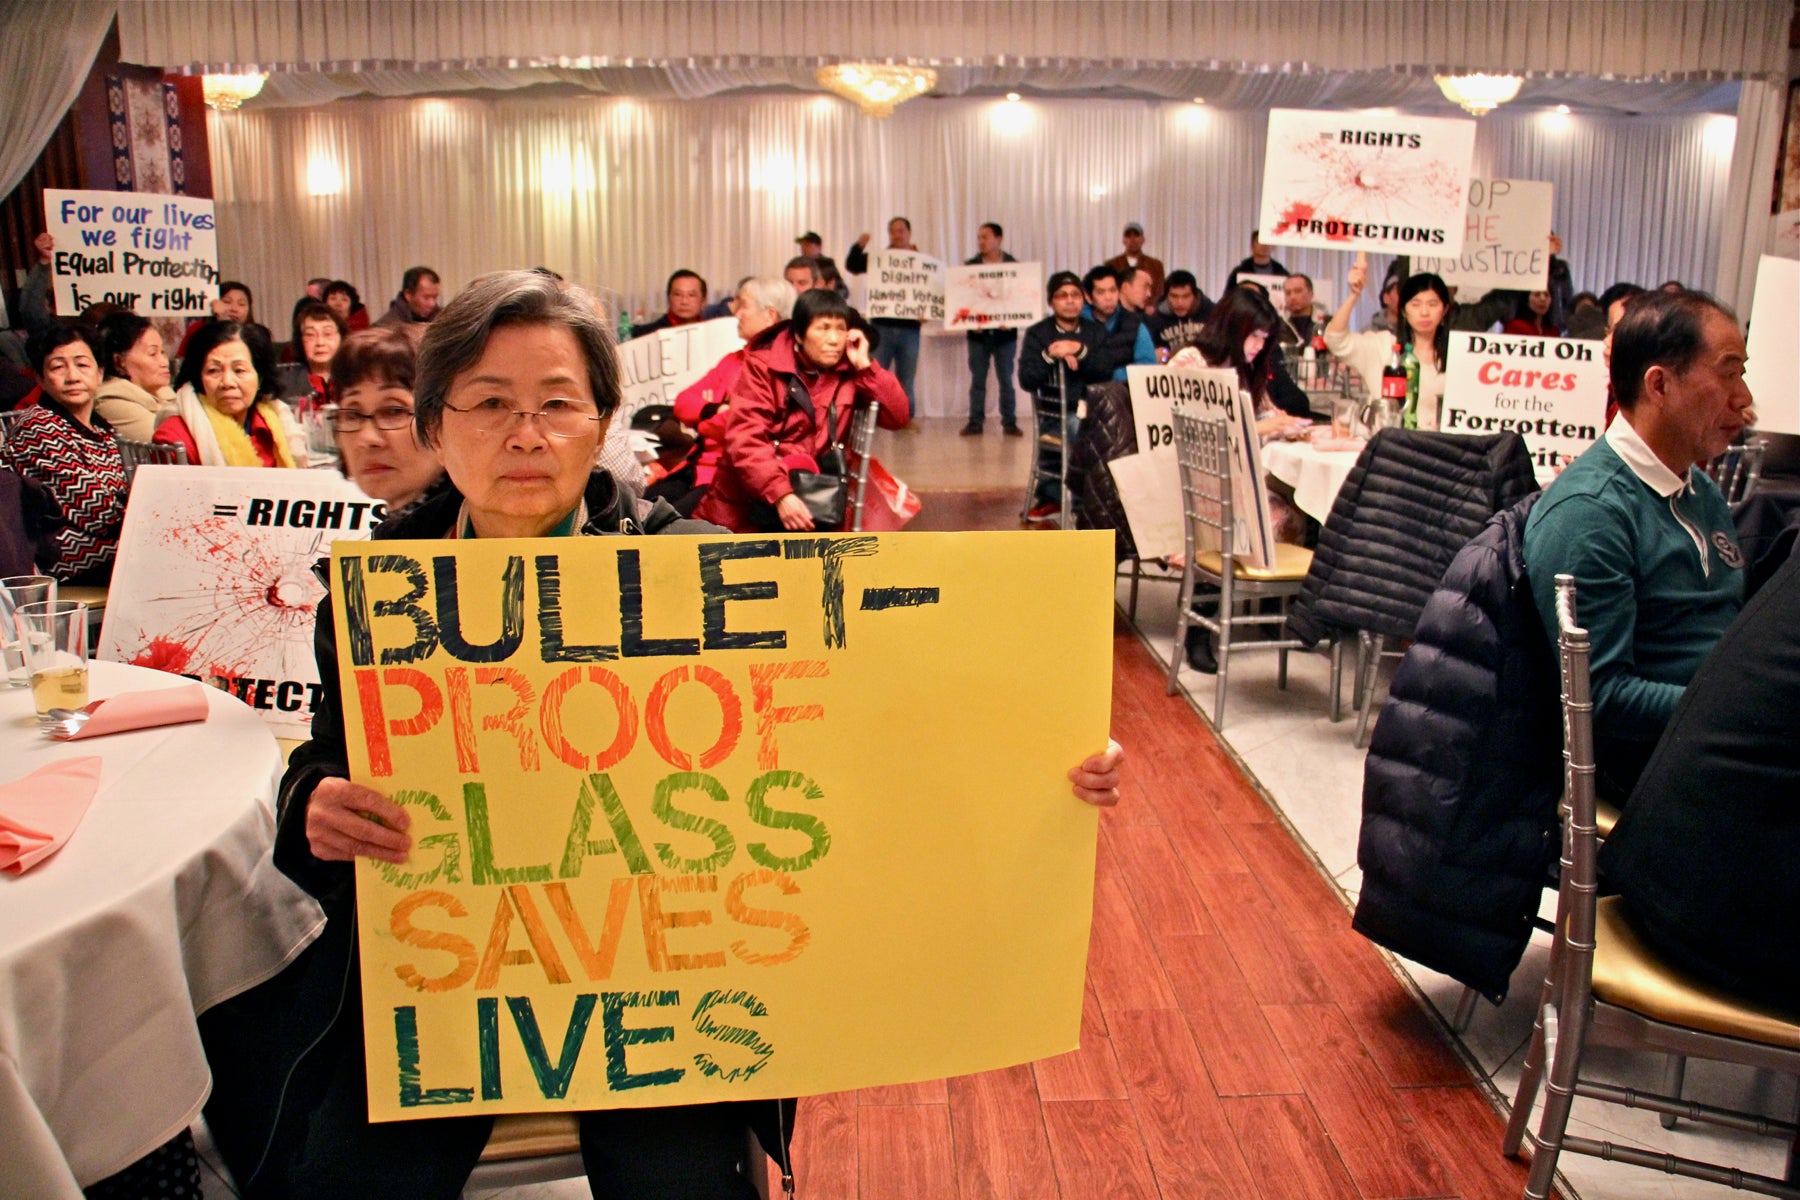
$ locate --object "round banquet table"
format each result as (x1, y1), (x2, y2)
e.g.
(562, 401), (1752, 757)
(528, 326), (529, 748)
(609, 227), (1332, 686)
(0, 660), (325, 1198)
(1260, 438), (1367, 525)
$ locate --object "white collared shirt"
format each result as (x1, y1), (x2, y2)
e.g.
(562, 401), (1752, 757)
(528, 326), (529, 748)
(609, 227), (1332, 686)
(1604, 413), (1709, 572)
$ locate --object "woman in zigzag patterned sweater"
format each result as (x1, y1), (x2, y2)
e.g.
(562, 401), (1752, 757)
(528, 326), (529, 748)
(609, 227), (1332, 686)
(1, 321), (128, 585)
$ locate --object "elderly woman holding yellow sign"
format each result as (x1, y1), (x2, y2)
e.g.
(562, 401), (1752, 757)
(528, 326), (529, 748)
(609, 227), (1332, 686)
(198, 269), (1124, 1200)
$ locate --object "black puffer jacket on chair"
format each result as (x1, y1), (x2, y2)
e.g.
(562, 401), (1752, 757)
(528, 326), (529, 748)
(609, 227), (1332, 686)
(1072, 382), (1140, 562)
(1287, 429), (1540, 647)
(1352, 494), (1563, 1003)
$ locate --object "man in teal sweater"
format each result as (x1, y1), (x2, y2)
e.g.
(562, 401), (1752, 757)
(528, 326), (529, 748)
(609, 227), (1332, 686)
(1524, 290), (1754, 801)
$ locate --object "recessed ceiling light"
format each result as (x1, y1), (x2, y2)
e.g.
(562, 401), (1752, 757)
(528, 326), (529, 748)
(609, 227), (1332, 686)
(1006, 92), (1021, 102)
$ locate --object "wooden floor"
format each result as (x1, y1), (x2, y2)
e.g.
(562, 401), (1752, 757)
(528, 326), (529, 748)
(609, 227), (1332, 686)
(786, 615), (1548, 1199)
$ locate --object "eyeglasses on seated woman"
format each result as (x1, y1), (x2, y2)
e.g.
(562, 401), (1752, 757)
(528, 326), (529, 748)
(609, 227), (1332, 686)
(327, 327), (444, 513)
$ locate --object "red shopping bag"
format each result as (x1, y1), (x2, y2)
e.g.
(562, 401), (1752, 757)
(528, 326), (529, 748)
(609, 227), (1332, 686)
(855, 457), (922, 531)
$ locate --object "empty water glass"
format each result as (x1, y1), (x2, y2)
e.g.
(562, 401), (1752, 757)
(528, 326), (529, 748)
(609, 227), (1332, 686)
(1, 575), (56, 688)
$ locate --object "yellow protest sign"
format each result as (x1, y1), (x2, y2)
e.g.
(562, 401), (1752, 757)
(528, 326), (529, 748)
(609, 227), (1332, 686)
(331, 530), (1113, 1121)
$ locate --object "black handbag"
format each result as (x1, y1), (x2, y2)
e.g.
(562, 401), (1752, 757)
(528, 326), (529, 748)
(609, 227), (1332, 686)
(754, 380), (849, 531)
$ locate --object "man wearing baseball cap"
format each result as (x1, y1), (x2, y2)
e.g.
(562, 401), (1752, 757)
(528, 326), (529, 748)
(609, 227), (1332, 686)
(1104, 222), (1166, 304)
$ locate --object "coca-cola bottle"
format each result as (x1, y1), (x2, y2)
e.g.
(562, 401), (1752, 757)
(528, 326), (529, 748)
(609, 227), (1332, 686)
(1380, 342), (1408, 404)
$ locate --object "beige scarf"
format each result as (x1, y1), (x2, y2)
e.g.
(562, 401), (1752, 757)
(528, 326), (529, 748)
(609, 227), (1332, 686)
(159, 385), (307, 468)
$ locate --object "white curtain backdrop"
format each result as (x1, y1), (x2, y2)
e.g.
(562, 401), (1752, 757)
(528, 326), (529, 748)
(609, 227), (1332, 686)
(1713, 79), (1787, 313)
(121, 0), (1791, 81)
(207, 94), (1738, 418)
(0, 0), (113, 199)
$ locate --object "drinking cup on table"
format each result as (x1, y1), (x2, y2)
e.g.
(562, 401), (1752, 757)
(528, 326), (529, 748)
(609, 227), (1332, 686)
(1330, 397), (1356, 440)
(18, 600), (88, 716)
(0, 575), (56, 689)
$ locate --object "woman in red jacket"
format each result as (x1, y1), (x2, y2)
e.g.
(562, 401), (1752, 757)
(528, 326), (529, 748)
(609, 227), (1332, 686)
(667, 276), (798, 498)
(694, 289), (908, 532)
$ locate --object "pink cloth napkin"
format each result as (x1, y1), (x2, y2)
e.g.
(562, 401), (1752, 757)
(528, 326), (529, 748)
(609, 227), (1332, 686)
(67, 683), (210, 739)
(0, 757), (102, 873)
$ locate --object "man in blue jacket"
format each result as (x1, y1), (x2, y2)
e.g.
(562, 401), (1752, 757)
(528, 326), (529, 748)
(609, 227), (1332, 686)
(1080, 265), (1154, 383)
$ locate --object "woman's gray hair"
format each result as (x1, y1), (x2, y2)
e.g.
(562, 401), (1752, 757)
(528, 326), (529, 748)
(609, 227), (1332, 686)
(413, 269), (621, 447)
(739, 276), (798, 322)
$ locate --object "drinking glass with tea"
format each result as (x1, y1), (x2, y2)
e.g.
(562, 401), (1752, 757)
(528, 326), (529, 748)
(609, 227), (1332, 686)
(18, 600), (88, 716)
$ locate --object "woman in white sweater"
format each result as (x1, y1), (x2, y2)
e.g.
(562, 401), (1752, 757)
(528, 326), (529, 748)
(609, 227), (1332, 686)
(1323, 254), (1452, 430)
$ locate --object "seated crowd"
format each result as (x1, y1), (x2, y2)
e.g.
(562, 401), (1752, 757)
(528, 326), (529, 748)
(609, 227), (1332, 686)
(1, 217), (1786, 1039)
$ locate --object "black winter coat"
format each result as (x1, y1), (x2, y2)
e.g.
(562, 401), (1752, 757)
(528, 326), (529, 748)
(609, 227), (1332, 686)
(1353, 494), (1563, 1002)
(1288, 429), (1539, 647)
(1071, 382), (1139, 562)
(1018, 315), (1113, 397)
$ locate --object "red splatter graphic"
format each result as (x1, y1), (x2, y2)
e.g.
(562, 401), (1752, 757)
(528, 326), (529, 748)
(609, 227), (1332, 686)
(120, 515), (327, 688)
(1272, 202), (1316, 236)
(130, 636), (196, 674)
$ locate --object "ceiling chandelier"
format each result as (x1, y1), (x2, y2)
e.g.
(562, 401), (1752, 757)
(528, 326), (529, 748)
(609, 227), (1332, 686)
(202, 72), (268, 112)
(816, 63), (937, 118)
(1434, 73), (1523, 117)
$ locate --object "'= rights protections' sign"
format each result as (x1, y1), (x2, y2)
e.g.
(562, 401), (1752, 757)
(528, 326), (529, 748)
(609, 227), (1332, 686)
(333, 530), (1113, 1119)
(99, 465), (385, 737)
(1258, 108), (1477, 257)
(1442, 332), (1607, 484)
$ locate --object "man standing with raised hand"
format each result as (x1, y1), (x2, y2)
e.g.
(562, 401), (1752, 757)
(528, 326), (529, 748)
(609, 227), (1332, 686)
(846, 216), (924, 428)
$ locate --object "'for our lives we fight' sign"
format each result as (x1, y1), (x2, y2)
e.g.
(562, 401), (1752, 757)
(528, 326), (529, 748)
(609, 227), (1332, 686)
(616, 318), (743, 421)
(865, 250), (945, 321)
(43, 188), (219, 317)
(1411, 178), (1554, 295)
(332, 530), (1113, 1120)
(1442, 332), (1607, 484)
(1109, 365), (1277, 567)
(98, 466), (386, 737)
(1258, 109), (1477, 257)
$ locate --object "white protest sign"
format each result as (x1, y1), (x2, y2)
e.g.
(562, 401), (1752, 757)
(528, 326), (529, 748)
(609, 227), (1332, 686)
(1239, 273), (1290, 297)
(615, 317), (744, 419)
(96, 465), (386, 737)
(945, 261), (1044, 331)
(1258, 109), (1478, 257)
(1115, 364), (1276, 566)
(866, 249), (945, 321)
(1442, 332), (1607, 484)
(1774, 209), (1800, 260)
(1743, 254), (1799, 435)
(43, 188), (219, 317)
(1411, 178), (1553, 294)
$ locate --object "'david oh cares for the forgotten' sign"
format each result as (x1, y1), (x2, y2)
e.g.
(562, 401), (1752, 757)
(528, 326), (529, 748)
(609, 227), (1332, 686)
(333, 530), (1113, 1120)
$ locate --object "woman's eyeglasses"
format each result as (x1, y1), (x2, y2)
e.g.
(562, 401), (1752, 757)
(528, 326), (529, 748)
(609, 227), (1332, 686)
(440, 397), (602, 439)
(328, 405), (416, 433)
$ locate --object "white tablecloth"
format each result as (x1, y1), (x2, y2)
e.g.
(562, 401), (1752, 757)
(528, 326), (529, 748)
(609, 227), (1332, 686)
(0, 661), (325, 1197)
(1261, 439), (1367, 524)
